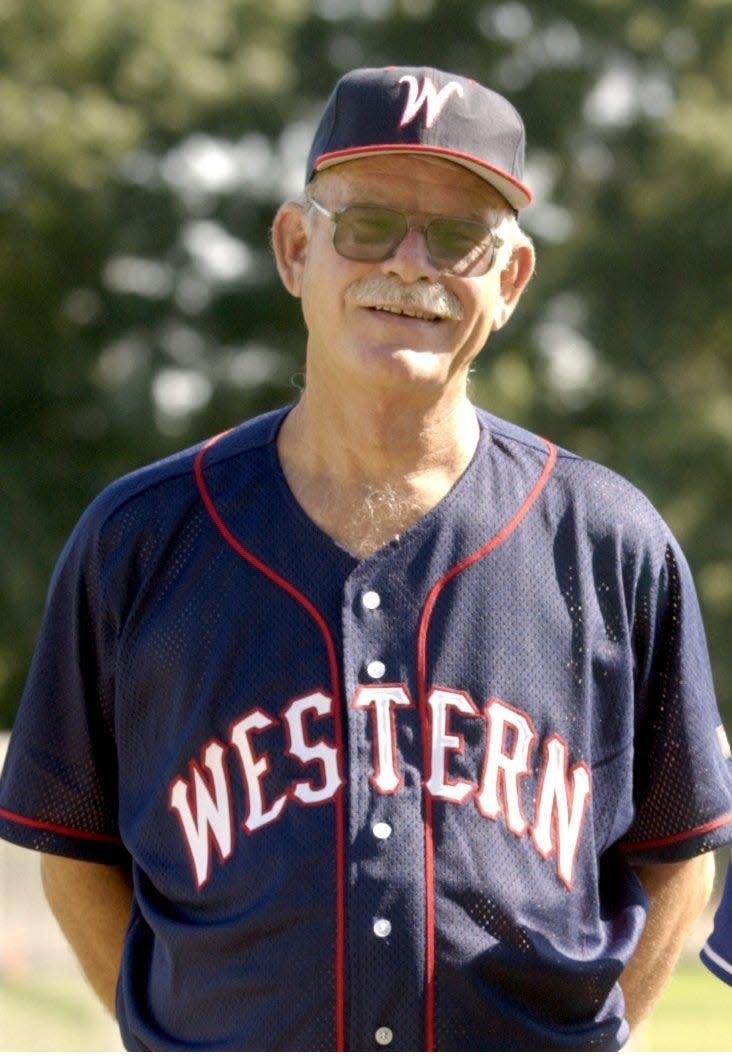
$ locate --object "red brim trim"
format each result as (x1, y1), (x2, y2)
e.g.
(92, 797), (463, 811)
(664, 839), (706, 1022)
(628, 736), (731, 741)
(313, 144), (532, 209)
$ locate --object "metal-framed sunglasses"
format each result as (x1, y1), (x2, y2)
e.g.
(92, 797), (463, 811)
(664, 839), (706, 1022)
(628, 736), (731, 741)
(306, 197), (503, 277)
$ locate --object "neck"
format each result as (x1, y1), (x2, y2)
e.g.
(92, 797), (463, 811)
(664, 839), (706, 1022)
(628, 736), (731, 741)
(276, 378), (480, 557)
(282, 382), (479, 484)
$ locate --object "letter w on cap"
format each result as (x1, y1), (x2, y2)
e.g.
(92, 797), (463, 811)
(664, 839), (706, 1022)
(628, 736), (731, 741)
(398, 75), (464, 129)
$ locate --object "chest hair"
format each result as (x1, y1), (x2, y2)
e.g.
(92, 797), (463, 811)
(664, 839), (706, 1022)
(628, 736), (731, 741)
(294, 478), (438, 558)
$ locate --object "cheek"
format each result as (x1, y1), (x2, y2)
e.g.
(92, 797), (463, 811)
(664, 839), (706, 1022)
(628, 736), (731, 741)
(449, 289), (503, 364)
(300, 242), (372, 329)
(299, 262), (351, 343)
(459, 282), (501, 337)
(299, 249), (336, 319)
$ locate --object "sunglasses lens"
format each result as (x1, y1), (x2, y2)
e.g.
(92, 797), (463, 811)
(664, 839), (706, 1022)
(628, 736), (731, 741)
(427, 219), (494, 273)
(328, 204), (496, 274)
(333, 206), (407, 261)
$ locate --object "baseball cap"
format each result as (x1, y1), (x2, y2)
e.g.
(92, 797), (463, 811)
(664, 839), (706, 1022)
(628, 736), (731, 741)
(306, 65), (532, 210)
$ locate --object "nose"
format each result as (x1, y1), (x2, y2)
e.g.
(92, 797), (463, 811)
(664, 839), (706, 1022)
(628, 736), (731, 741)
(381, 227), (440, 284)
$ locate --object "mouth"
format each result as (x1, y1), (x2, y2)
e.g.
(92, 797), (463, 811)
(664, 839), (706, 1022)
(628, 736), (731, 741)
(349, 277), (464, 323)
(369, 304), (443, 323)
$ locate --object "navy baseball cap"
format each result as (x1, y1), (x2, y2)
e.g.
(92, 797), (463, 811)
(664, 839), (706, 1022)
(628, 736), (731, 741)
(306, 65), (532, 210)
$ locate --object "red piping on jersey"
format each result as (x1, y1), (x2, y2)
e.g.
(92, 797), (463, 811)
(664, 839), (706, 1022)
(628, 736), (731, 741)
(0, 805), (124, 846)
(194, 433), (347, 1052)
(415, 437), (558, 1051)
(618, 809), (732, 853)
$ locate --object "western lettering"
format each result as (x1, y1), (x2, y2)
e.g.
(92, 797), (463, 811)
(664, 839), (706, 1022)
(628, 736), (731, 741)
(168, 685), (593, 891)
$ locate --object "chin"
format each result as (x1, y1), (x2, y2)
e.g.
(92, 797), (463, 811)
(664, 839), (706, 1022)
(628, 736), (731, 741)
(357, 343), (455, 384)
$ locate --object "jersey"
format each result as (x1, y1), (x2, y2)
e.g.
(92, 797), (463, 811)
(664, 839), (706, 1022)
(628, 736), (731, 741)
(701, 850), (732, 986)
(1, 405), (732, 1051)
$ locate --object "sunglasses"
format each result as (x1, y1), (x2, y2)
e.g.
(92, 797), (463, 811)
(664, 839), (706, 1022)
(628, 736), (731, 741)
(307, 198), (503, 276)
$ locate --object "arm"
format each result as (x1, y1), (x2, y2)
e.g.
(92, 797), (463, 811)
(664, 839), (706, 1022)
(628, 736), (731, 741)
(40, 852), (134, 1016)
(619, 852), (716, 1031)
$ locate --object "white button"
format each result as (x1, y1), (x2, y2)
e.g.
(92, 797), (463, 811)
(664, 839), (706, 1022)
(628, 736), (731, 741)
(366, 660), (386, 679)
(375, 1026), (393, 1046)
(372, 822), (392, 839)
(362, 590), (381, 610)
(373, 918), (392, 938)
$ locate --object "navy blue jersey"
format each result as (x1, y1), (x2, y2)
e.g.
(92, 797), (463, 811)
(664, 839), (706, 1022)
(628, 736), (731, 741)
(701, 851), (732, 986)
(1, 405), (731, 1051)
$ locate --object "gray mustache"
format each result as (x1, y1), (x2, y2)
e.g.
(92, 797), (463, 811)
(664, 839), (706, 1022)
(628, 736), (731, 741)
(349, 276), (464, 321)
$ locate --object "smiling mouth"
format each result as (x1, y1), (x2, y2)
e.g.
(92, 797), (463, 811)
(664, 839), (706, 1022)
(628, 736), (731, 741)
(370, 304), (442, 322)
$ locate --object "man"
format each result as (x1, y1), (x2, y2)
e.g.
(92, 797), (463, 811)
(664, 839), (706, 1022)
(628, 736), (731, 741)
(701, 851), (732, 987)
(1, 65), (731, 1051)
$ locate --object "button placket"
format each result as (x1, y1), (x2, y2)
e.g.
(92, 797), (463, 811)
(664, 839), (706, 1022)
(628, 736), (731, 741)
(361, 585), (388, 681)
(363, 589), (392, 953)
(345, 573), (419, 1048)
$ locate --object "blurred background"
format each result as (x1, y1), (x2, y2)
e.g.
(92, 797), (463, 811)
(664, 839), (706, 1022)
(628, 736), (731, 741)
(0, 0), (730, 1049)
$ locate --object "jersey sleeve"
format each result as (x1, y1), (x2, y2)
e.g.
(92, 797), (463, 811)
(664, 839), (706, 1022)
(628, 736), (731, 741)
(0, 495), (127, 864)
(618, 532), (732, 862)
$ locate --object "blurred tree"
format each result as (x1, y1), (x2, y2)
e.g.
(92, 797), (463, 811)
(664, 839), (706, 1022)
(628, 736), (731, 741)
(0, 0), (730, 727)
(0, 0), (311, 718)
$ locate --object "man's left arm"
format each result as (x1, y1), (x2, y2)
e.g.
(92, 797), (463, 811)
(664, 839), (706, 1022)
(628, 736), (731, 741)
(619, 852), (716, 1031)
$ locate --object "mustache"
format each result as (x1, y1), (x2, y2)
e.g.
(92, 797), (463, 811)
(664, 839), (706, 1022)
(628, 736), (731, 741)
(348, 276), (464, 321)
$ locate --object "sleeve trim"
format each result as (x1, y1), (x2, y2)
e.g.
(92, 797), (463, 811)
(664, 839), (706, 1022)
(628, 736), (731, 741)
(618, 809), (732, 853)
(700, 941), (732, 985)
(0, 805), (123, 846)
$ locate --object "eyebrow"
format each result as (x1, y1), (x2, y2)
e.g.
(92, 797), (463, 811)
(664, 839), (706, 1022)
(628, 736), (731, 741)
(321, 183), (505, 225)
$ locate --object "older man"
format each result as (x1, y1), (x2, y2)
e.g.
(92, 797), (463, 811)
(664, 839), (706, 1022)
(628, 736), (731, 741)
(1, 65), (731, 1051)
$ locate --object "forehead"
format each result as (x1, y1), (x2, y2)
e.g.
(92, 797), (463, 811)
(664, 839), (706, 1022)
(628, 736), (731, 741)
(313, 155), (511, 216)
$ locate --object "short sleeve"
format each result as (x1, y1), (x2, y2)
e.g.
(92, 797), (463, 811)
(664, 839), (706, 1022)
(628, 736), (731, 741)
(0, 499), (126, 864)
(619, 538), (732, 862)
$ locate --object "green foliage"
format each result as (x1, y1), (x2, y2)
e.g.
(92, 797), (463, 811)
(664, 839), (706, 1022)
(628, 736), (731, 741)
(0, 0), (730, 727)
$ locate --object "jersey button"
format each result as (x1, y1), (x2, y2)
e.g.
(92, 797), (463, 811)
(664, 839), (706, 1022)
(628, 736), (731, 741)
(362, 590), (381, 610)
(372, 821), (392, 839)
(373, 918), (392, 938)
(366, 659), (386, 679)
(375, 1026), (393, 1046)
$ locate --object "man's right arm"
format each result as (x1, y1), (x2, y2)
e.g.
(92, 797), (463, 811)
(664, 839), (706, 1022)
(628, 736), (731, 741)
(40, 852), (134, 1015)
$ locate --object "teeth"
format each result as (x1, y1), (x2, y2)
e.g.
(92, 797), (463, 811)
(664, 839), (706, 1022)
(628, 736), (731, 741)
(373, 305), (439, 321)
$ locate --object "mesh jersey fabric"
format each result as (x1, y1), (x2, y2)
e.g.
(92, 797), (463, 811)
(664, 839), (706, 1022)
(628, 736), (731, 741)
(1, 404), (731, 1051)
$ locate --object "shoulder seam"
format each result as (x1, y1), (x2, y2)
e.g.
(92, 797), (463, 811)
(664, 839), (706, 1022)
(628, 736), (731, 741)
(93, 407), (289, 536)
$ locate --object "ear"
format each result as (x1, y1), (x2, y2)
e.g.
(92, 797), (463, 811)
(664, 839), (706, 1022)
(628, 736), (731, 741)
(271, 201), (310, 298)
(491, 242), (535, 331)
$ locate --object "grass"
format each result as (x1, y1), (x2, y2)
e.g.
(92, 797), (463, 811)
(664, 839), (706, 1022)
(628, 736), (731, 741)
(0, 970), (122, 1051)
(632, 960), (731, 1052)
(0, 959), (729, 1051)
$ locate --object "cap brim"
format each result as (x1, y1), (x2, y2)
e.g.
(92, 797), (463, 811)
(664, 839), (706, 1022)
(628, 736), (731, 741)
(312, 144), (532, 210)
